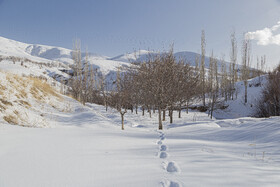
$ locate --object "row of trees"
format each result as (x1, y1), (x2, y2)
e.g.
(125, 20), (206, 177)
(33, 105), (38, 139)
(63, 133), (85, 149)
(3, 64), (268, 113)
(69, 31), (268, 130)
(69, 39), (109, 107)
(109, 49), (199, 130)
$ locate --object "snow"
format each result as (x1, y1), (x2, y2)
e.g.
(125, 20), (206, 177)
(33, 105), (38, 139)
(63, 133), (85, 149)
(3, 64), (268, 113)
(0, 35), (279, 187)
(214, 75), (267, 119)
(0, 35), (239, 88)
(111, 49), (237, 72)
(0, 36), (130, 79)
(0, 97), (280, 186)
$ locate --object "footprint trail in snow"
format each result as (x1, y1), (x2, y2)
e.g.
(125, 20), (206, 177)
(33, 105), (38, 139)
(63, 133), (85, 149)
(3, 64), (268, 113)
(156, 131), (181, 187)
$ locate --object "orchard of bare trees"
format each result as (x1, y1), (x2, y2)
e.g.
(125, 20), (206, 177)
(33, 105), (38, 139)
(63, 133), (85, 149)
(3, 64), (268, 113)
(108, 48), (200, 130)
(69, 31), (270, 130)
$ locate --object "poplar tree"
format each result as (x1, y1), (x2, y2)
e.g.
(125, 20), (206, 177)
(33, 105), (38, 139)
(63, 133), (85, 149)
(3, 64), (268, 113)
(230, 31), (237, 100)
(200, 30), (206, 106)
(241, 37), (251, 104)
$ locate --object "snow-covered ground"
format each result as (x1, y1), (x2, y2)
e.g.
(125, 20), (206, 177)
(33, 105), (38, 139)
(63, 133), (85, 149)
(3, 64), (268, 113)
(214, 75), (267, 119)
(1, 35), (279, 187)
(0, 95), (279, 187)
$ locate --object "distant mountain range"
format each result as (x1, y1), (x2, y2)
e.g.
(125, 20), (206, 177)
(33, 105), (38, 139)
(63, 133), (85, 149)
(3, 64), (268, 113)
(1, 36), (239, 71)
(0, 36), (243, 87)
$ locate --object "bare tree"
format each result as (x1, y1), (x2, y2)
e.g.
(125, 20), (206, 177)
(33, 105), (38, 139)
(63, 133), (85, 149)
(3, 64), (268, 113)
(241, 36), (251, 104)
(256, 64), (280, 117)
(200, 30), (206, 107)
(209, 57), (219, 119)
(109, 69), (130, 130)
(70, 39), (83, 101)
(230, 31), (237, 100)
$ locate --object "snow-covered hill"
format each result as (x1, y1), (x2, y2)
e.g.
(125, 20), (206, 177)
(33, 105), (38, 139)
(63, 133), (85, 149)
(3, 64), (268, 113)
(111, 49), (238, 72)
(213, 75), (267, 119)
(0, 36), (129, 79)
(0, 35), (239, 83)
(0, 70), (68, 127)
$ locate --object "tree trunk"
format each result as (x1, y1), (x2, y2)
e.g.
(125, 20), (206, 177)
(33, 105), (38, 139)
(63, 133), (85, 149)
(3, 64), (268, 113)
(163, 110), (166, 121)
(186, 101), (189, 114)
(210, 94), (215, 119)
(158, 108), (162, 130)
(202, 91), (206, 107)
(245, 80), (248, 104)
(121, 113), (124, 130)
(179, 109), (181, 118)
(169, 109), (173, 124)
(231, 85), (234, 100)
(142, 107), (145, 116)
(135, 105), (138, 114)
(178, 104), (181, 118)
(149, 107), (152, 118)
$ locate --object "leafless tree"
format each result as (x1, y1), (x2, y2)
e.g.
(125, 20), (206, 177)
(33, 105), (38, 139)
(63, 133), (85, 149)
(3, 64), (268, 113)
(230, 31), (237, 100)
(70, 39), (83, 101)
(200, 30), (206, 107)
(241, 36), (251, 104)
(256, 64), (280, 117)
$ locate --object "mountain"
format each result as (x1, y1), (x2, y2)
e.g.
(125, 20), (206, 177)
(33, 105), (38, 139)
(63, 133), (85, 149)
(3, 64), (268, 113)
(0, 36), (130, 75)
(111, 49), (242, 72)
(0, 35), (243, 85)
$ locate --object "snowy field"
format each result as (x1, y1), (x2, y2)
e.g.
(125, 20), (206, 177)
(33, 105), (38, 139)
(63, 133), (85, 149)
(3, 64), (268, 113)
(0, 35), (279, 186)
(0, 96), (279, 187)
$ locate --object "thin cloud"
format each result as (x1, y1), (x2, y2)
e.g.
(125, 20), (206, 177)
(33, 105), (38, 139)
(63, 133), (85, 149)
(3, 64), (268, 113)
(246, 21), (280, 46)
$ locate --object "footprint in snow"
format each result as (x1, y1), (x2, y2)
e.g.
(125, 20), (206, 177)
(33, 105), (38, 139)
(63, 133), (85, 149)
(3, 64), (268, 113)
(160, 144), (167, 151)
(160, 180), (181, 187)
(157, 140), (163, 145)
(159, 151), (168, 159)
(169, 181), (181, 187)
(158, 131), (165, 140)
(166, 161), (180, 173)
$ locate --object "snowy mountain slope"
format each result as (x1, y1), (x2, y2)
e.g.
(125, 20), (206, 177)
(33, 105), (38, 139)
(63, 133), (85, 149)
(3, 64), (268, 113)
(0, 36), (130, 77)
(111, 49), (241, 71)
(0, 35), (246, 87)
(213, 75), (267, 119)
(0, 71), (67, 128)
(109, 49), (152, 62)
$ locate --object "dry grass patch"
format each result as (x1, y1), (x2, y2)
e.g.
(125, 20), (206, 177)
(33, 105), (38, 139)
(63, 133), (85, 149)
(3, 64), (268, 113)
(0, 98), (13, 106)
(3, 114), (19, 125)
(5, 73), (28, 95)
(29, 77), (62, 101)
(17, 100), (31, 108)
(0, 84), (6, 95)
(17, 88), (27, 98)
(0, 103), (6, 112)
(13, 75), (28, 87)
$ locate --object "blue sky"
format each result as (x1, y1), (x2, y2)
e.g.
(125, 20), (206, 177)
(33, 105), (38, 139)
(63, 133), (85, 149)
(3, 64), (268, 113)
(1, 0), (280, 68)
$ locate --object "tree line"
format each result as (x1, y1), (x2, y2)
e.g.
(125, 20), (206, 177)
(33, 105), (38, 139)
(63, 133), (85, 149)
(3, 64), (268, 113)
(68, 31), (268, 130)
